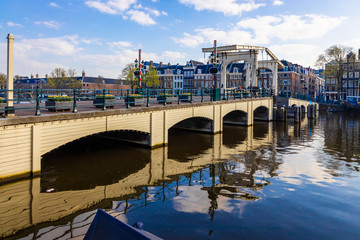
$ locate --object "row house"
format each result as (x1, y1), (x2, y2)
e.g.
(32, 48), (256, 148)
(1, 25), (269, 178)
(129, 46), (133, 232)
(340, 55), (360, 101)
(276, 60), (318, 98)
(324, 51), (360, 101)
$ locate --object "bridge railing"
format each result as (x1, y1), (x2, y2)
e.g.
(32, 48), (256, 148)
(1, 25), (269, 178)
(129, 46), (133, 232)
(0, 87), (274, 116)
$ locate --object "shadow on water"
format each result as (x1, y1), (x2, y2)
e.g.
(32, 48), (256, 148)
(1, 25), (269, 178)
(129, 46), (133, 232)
(41, 135), (151, 192)
(167, 129), (213, 162)
(222, 125), (247, 148)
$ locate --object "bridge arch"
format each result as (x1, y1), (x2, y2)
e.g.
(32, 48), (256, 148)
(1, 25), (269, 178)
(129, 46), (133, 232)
(169, 116), (213, 133)
(254, 106), (270, 121)
(223, 110), (248, 125)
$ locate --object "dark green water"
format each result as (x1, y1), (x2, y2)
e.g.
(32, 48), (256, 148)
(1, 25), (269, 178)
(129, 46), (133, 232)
(1, 112), (360, 239)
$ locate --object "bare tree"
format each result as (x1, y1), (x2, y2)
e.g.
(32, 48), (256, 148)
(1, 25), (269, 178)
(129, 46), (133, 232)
(316, 45), (353, 100)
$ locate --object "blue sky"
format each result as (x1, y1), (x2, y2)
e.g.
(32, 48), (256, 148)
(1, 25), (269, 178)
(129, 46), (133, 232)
(0, 0), (359, 78)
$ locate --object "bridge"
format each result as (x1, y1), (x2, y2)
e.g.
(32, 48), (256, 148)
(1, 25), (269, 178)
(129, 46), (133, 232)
(0, 97), (274, 183)
(0, 122), (279, 239)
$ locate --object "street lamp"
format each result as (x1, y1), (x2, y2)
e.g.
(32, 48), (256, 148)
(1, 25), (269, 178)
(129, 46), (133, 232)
(209, 40), (220, 101)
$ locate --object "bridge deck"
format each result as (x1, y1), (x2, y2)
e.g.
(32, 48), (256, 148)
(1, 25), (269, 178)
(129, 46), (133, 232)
(0, 97), (270, 127)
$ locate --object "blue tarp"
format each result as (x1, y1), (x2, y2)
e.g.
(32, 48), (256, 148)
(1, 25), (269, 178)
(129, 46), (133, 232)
(84, 209), (162, 240)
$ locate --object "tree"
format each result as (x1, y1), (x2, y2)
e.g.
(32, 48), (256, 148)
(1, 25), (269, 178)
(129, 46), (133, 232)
(122, 63), (138, 89)
(143, 68), (160, 87)
(95, 75), (105, 89)
(316, 45), (354, 100)
(47, 67), (81, 89)
(0, 73), (6, 89)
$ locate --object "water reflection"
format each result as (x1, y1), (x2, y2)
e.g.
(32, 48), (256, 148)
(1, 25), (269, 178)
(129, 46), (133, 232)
(1, 112), (360, 239)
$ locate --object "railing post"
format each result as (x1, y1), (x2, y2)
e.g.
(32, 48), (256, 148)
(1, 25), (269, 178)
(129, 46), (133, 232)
(126, 89), (130, 108)
(102, 89), (106, 110)
(201, 89), (204, 102)
(35, 85), (41, 116)
(178, 89), (180, 104)
(163, 88), (167, 106)
(146, 87), (150, 107)
(190, 91), (193, 103)
(73, 88), (78, 113)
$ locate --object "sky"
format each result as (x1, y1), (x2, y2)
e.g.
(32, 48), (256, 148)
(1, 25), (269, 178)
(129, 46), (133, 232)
(0, 0), (360, 78)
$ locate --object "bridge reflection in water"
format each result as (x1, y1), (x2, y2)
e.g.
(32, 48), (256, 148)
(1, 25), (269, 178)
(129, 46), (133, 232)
(0, 118), (313, 239)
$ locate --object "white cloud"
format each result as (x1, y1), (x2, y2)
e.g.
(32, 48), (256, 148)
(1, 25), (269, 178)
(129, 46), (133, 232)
(173, 28), (253, 47)
(49, 2), (60, 8)
(126, 10), (156, 25)
(173, 14), (347, 47)
(237, 14), (347, 43)
(270, 44), (319, 67)
(7, 22), (23, 27)
(85, 0), (164, 25)
(0, 35), (187, 78)
(34, 20), (62, 29)
(272, 0), (283, 6)
(107, 41), (133, 48)
(85, 0), (137, 13)
(178, 0), (265, 16)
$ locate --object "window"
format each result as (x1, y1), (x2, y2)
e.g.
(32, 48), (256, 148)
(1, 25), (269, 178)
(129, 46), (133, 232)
(349, 72), (354, 79)
(283, 80), (287, 85)
(197, 69), (202, 74)
(288, 79), (291, 85)
(343, 73), (347, 79)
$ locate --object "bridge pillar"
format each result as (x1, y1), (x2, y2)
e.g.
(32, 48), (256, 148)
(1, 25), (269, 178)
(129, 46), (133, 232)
(213, 105), (223, 133)
(31, 125), (41, 175)
(150, 111), (168, 148)
(247, 101), (254, 126)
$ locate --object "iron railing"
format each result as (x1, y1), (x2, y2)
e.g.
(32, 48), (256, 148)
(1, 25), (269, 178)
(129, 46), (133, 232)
(0, 87), (274, 116)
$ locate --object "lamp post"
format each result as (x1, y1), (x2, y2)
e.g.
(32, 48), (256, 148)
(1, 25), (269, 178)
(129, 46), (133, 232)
(134, 49), (143, 89)
(209, 40), (220, 101)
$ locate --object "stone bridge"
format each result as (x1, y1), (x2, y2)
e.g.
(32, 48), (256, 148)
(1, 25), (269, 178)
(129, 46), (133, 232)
(0, 97), (273, 183)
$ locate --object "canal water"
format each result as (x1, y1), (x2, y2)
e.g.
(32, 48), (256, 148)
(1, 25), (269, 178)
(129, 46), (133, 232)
(1, 112), (360, 239)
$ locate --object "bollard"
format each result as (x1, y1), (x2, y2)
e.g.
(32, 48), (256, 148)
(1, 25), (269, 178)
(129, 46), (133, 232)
(294, 106), (301, 123)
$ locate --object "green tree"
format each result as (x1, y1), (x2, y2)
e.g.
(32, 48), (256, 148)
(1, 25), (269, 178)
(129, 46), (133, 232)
(122, 63), (138, 89)
(143, 68), (160, 87)
(0, 73), (6, 89)
(316, 45), (353, 100)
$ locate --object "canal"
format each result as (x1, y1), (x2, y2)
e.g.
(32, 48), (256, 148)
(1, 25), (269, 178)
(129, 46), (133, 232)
(1, 112), (360, 239)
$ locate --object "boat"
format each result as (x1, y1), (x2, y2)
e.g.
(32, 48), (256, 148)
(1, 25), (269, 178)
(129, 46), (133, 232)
(84, 209), (163, 240)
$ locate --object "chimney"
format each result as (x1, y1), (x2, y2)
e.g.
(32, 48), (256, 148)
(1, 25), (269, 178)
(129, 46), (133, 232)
(160, 62), (163, 67)
(358, 49), (360, 60)
(31, 74), (34, 79)
(150, 60), (153, 68)
(36, 73), (39, 78)
(45, 74), (48, 78)
(167, 62), (171, 66)
(82, 69), (85, 77)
